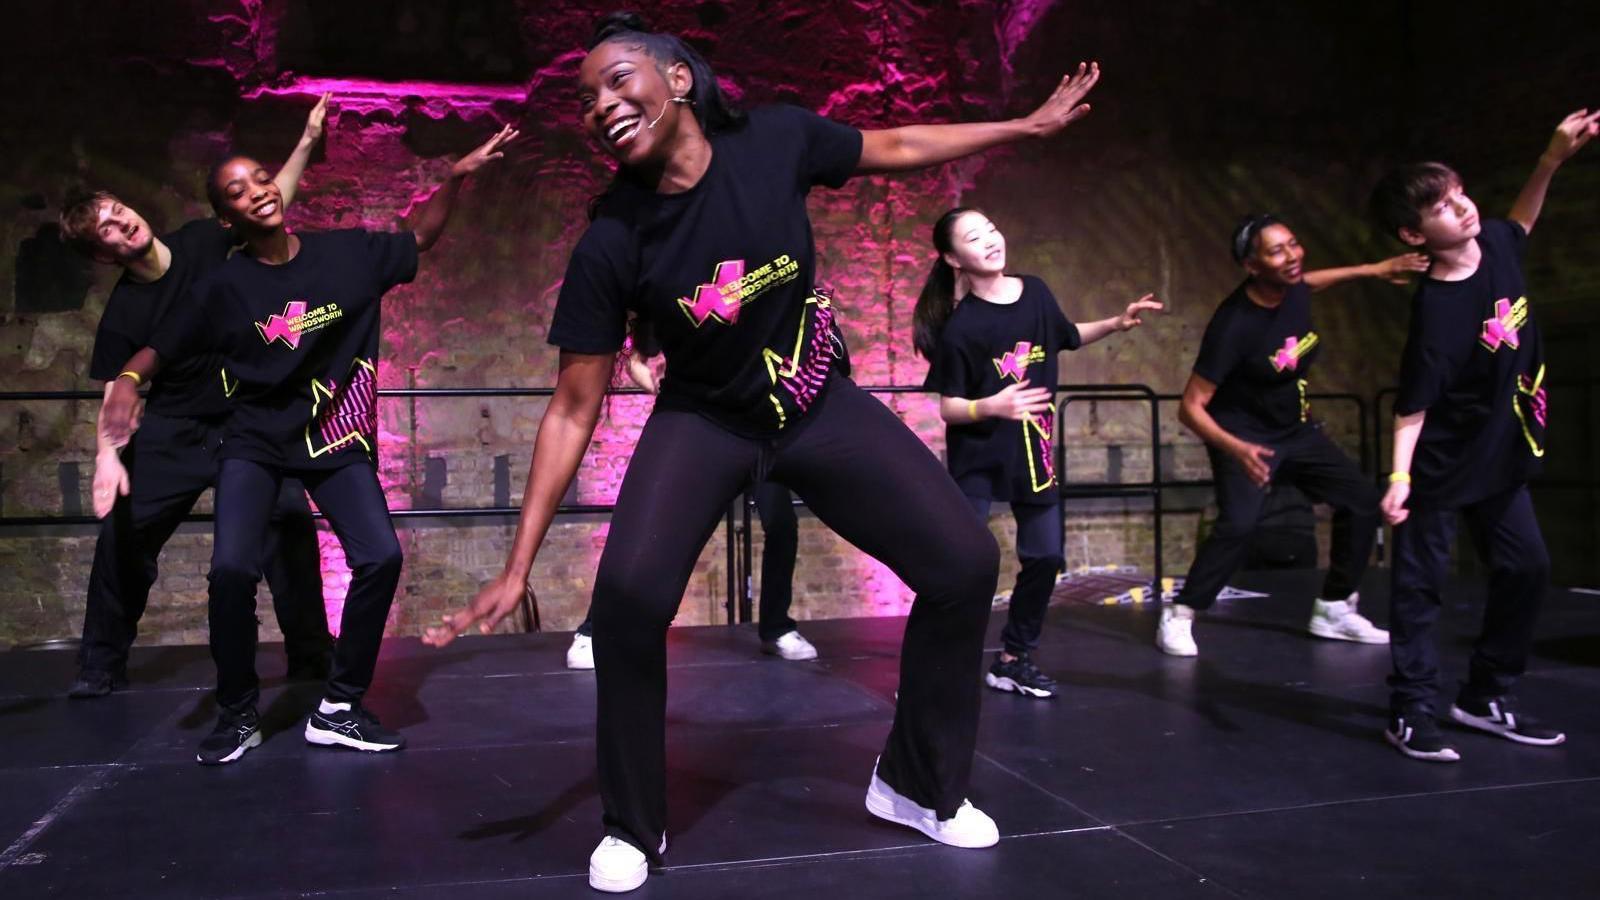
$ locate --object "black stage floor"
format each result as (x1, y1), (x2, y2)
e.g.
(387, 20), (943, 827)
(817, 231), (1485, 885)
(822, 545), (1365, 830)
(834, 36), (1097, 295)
(3, 569), (1599, 898)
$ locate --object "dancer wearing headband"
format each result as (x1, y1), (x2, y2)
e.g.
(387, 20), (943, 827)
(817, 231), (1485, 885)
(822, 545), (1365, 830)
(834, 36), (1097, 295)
(57, 96), (334, 699)
(1155, 215), (1428, 657)
(425, 11), (1102, 892)
(916, 207), (1161, 698)
(103, 118), (517, 765)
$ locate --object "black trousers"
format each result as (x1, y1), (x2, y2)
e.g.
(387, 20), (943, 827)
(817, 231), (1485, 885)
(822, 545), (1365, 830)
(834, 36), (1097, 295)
(965, 496), (1063, 657)
(576, 479), (803, 641)
(1388, 484), (1549, 713)
(209, 458), (401, 712)
(591, 378), (998, 861)
(1177, 424), (1379, 610)
(77, 412), (329, 676)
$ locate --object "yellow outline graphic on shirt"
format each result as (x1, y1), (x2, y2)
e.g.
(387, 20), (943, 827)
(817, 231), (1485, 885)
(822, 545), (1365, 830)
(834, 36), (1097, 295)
(305, 358), (376, 459)
(1511, 363), (1547, 458)
(1297, 378), (1309, 423)
(1269, 331), (1319, 373)
(220, 368), (238, 399)
(1022, 404), (1058, 494)
(761, 294), (830, 430)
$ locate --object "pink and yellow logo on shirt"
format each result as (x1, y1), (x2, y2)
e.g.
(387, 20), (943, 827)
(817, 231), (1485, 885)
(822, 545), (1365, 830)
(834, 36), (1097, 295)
(256, 300), (343, 349)
(1269, 332), (1319, 373)
(1480, 297), (1529, 352)
(677, 254), (800, 327)
(993, 342), (1047, 382)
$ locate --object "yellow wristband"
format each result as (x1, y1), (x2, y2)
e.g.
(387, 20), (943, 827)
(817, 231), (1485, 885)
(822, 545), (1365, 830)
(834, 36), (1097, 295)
(117, 371), (143, 386)
(967, 399), (979, 421)
(1388, 471), (1411, 484)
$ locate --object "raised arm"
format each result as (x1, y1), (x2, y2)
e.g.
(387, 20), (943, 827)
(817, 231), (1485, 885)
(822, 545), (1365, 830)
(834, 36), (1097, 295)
(409, 124), (518, 254)
(1074, 294), (1162, 345)
(1509, 108), (1599, 235)
(1302, 253), (1429, 292)
(857, 62), (1099, 175)
(423, 351), (612, 645)
(272, 93), (330, 207)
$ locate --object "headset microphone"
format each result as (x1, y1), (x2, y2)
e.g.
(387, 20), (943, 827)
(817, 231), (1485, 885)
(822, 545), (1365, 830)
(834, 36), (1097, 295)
(646, 96), (693, 130)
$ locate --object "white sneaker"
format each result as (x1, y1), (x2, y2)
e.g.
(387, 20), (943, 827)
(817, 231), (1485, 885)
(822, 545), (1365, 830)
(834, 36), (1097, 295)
(587, 833), (666, 893)
(566, 633), (595, 670)
(761, 629), (818, 661)
(1307, 594), (1389, 644)
(1156, 602), (1198, 657)
(864, 763), (998, 848)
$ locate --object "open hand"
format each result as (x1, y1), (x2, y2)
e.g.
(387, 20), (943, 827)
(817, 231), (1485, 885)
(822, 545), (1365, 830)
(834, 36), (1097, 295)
(1023, 62), (1101, 138)
(1376, 252), (1430, 285)
(1380, 480), (1411, 526)
(302, 92), (331, 144)
(450, 124), (519, 178)
(423, 572), (527, 647)
(91, 450), (130, 519)
(1544, 108), (1600, 164)
(1230, 441), (1275, 488)
(1118, 294), (1163, 331)
(987, 379), (1054, 421)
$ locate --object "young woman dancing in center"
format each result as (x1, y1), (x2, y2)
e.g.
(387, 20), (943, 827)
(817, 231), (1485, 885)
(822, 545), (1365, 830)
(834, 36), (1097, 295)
(426, 12), (1103, 893)
(917, 207), (1161, 699)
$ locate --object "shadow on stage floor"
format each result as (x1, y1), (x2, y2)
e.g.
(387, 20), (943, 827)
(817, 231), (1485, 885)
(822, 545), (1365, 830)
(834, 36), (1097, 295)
(1, 569), (1598, 898)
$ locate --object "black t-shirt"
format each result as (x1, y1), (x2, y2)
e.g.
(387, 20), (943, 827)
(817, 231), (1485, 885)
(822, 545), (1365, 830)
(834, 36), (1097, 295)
(547, 105), (864, 436)
(1395, 218), (1544, 508)
(1192, 280), (1322, 443)
(89, 219), (235, 418)
(922, 275), (1081, 505)
(153, 229), (418, 471)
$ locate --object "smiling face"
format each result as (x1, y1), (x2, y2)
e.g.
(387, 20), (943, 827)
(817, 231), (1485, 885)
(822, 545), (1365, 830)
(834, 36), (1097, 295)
(209, 156), (284, 233)
(1403, 181), (1481, 251)
(941, 211), (1007, 276)
(1242, 223), (1306, 287)
(577, 40), (693, 169)
(86, 198), (155, 263)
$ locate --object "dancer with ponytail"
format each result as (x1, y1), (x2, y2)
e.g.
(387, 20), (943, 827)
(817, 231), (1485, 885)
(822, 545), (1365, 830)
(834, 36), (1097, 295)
(917, 207), (1161, 698)
(424, 11), (1103, 892)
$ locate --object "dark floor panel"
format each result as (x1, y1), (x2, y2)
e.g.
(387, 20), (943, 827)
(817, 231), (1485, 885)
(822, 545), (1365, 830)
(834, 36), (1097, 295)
(0, 767), (99, 854)
(326, 830), (1230, 899)
(1124, 779), (1600, 899)
(0, 690), (196, 770)
(0, 723), (1087, 898)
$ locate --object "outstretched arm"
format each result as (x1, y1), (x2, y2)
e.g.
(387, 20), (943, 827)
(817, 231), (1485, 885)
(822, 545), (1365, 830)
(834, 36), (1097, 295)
(1075, 294), (1162, 345)
(1509, 108), (1599, 236)
(424, 351), (612, 645)
(409, 124), (518, 254)
(272, 93), (330, 207)
(1303, 253), (1429, 292)
(857, 62), (1100, 175)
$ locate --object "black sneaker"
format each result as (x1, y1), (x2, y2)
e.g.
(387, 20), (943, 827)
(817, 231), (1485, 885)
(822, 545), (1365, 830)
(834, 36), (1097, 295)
(67, 669), (128, 699)
(304, 702), (405, 752)
(196, 708), (263, 765)
(1385, 711), (1461, 763)
(984, 654), (1058, 699)
(1449, 694), (1566, 747)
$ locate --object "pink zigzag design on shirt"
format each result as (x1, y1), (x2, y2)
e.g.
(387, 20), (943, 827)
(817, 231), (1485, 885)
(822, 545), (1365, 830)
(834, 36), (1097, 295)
(256, 301), (308, 348)
(306, 359), (377, 458)
(994, 342), (1033, 382)
(677, 260), (746, 326)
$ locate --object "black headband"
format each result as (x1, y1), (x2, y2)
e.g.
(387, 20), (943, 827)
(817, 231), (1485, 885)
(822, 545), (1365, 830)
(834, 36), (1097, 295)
(1231, 214), (1280, 264)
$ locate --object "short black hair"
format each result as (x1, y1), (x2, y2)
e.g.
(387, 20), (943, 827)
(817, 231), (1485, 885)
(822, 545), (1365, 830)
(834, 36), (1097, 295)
(1368, 162), (1461, 239)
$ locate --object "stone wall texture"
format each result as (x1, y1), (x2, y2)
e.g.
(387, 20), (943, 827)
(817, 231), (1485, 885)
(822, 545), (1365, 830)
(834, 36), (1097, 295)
(2, 1), (1597, 647)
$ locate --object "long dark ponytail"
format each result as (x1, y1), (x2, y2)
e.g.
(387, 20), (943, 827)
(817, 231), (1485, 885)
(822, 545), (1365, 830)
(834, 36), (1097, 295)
(913, 206), (979, 360)
(588, 11), (746, 137)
